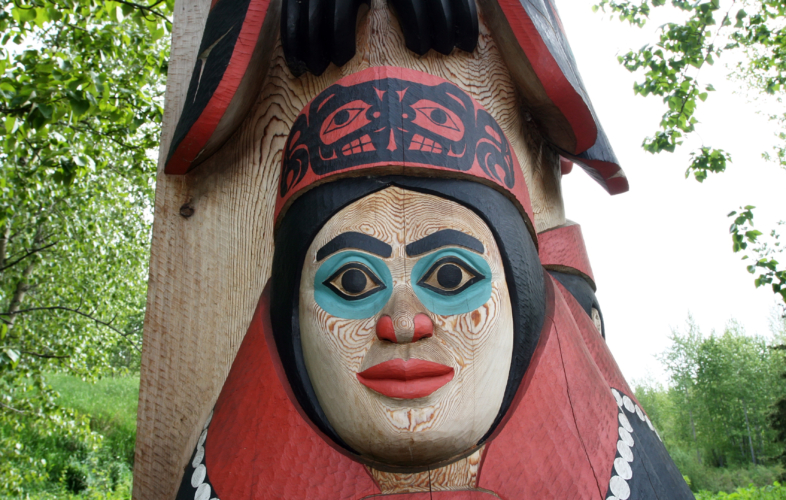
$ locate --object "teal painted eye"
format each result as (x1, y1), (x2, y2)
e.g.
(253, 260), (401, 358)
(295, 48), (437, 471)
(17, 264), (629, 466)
(324, 262), (385, 300)
(411, 248), (492, 316)
(314, 251), (392, 319)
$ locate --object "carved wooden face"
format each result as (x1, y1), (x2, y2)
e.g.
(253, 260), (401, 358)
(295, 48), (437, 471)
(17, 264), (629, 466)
(299, 186), (514, 467)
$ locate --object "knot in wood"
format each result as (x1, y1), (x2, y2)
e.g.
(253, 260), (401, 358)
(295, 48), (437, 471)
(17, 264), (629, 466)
(179, 203), (195, 218)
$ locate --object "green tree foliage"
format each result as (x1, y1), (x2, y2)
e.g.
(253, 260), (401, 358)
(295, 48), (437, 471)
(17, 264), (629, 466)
(670, 321), (782, 466)
(594, 0), (786, 302)
(769, 316), (786, 476)
(636, 318), (786, 488)
(0, 0), (172, 493)
(634, 318), (786, 491)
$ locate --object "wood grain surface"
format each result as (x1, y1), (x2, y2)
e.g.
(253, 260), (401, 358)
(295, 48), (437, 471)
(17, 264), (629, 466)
(368, 447), (484, 493)
(135, 0), (567, 497)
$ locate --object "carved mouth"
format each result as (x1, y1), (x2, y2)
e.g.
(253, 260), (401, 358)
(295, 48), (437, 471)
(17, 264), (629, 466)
(356, 358), (455, 399)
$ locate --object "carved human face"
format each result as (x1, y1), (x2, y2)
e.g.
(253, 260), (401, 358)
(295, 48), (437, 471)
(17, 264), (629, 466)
(299, 186), (514, 467)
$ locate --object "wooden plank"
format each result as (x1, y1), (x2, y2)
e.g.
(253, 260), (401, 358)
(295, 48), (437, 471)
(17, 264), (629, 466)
(134, 1), (213, 498)
(134, 1), (567, 497)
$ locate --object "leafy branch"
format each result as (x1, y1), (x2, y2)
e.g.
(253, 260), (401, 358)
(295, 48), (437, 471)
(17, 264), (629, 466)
(729, 207), (786, 302)
(0, 241), (57, 273)
(112, 0), (170, 23)
(0, 306), (141, 352)
(595, 0), (786, 303)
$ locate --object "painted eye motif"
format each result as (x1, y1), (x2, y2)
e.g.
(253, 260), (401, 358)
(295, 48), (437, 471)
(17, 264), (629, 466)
(324, 262), (386, 301)
(417, 257), (485, 296)
(410, 99), (464, 142)
(320, 100), (373, 145)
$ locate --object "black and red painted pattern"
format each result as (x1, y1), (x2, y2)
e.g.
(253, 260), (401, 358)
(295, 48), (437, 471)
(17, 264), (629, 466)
(495, 0), (628, 195)
(276, 66), (534, 226)
(164, 0), (272, 175)
(164, 0), (627, 197)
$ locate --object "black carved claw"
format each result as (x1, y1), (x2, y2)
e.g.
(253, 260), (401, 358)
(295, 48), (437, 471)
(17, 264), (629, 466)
(281, 0), (479, 76)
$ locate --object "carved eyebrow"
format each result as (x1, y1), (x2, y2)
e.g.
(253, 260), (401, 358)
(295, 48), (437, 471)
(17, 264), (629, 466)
(405, 229), (485, 257)
(316, 232), (392, 261)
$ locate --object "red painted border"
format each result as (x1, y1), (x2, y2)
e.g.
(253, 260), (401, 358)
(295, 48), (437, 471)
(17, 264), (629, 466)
(496, 0), (597, 154)
(579, 158), (629, 195)
(165, 0), (271, 174)
(538, 224), (595, 285)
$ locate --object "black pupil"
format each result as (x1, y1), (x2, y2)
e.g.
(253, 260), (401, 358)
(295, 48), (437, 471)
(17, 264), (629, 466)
(430, 108), (447, 125)
(342, 268), (368, 294)
(436, 264), (462, 289)
(334, 109), (351, 126)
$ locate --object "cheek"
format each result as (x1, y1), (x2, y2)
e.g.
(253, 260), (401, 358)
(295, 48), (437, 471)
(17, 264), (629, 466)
(432, 281), (508, 367)
(302, 300), (376, 372)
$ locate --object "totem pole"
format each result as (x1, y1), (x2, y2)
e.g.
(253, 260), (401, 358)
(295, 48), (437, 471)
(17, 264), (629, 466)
(134, 1), (694, 499)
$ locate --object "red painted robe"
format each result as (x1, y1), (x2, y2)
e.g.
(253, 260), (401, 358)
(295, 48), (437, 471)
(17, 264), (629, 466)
(175, 291), (692, 498)
(175, 226), (693, 500)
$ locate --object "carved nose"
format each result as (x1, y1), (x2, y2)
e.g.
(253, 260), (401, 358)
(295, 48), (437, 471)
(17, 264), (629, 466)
(376, 313), (433, 343)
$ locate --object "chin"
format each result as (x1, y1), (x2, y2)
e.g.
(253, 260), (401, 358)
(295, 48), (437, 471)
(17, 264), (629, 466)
(352, 429), (482, 469)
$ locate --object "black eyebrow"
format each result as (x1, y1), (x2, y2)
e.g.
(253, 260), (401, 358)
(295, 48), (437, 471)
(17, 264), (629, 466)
(405, 229), (484, 257)
(316, 232), (392, 261)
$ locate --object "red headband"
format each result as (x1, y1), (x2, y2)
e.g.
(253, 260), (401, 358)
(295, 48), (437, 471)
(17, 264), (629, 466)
(275, 66), (534, 237)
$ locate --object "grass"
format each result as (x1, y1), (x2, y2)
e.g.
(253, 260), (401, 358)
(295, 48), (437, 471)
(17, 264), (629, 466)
(47, 373), (140, 466)
(1, 374), (140, 498)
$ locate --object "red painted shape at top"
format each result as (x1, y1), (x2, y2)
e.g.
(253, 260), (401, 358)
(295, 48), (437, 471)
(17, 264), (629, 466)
(577, 158), (629, 195)
(165, 0), (271, 174)
(376, 315), (396, 342)
(538, 224), (595, 286)
(560, 156), (573, 175)
(412, 313), (433, 342)
(495, 0), (597, 154)
(356, 358), (455, 399)
(387, 128), (397, 151)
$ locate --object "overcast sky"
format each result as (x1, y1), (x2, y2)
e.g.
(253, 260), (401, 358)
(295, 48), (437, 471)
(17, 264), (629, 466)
(555, 0), (786, 384)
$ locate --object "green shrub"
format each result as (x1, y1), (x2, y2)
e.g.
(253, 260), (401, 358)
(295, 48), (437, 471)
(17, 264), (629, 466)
(696, 482), (786, 499)
(1, 374), (139, 498)
(63, 462), (89, 494)
(667, 443), (783, 493)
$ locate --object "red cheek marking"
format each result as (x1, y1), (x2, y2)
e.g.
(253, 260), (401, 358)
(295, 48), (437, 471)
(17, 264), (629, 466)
(413, 313), (433, 342)
(376, 315), (396, 342)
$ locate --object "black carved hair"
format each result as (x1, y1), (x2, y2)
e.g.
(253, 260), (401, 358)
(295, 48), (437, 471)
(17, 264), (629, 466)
(282, 0), (479, 76)
(270, 175), (546, 458)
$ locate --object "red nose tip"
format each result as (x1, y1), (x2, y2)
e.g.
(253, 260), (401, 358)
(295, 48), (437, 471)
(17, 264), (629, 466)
(375, 314), (434, 343)
(376, 315), (396, 342)
(413, 313), (433, 342)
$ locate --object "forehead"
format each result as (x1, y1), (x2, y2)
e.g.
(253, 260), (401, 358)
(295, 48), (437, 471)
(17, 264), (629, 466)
(314, 186), (494, 247)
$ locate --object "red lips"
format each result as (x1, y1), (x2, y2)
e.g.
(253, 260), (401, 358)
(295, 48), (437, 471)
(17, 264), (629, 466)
(356, 358), (455, 399)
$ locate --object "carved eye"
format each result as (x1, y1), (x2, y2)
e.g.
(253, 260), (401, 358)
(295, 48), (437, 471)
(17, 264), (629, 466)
(320, 100), (373, 145)
(410, 99), (464, 142)
(324, 263), (386, 301)
(417, 257), (484, 296)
